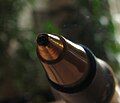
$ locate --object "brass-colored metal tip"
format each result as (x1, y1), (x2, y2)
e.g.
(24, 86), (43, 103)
(37, 34), (49, 46)
(36, 33), (89, 86)
(36, 33), (64, 63)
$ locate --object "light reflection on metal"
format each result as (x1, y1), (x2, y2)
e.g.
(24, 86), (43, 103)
(36, 33), (88, 85)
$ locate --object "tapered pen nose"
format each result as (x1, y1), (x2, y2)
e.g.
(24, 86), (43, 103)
(36, 33), (89, 85)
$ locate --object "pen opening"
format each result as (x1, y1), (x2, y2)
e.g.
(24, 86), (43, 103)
(37, 34), (49, 46)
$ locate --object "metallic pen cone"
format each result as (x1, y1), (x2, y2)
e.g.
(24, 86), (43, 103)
(36, 33), (89, 86)
(36, 33), (65, 62)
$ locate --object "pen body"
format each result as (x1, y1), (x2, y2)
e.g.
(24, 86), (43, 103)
(36, 34), (120, 103)
(51, 58), (119, 103)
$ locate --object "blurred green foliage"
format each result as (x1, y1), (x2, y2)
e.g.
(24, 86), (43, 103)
(0, 0), (50, 102)
(42, 20), (60, 34)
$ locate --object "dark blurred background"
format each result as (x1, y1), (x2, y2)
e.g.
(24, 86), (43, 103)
(0, 0), (120, 102)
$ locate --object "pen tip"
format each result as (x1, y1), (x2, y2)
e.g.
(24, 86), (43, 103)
(37, 34), (49, 46)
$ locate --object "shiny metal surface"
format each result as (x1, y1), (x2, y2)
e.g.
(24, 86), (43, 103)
(36, 33), (119, 103)
(36, 33), (89, 85)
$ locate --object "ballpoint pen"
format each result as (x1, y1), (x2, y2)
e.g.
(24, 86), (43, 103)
(36, 33), (120, 103)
